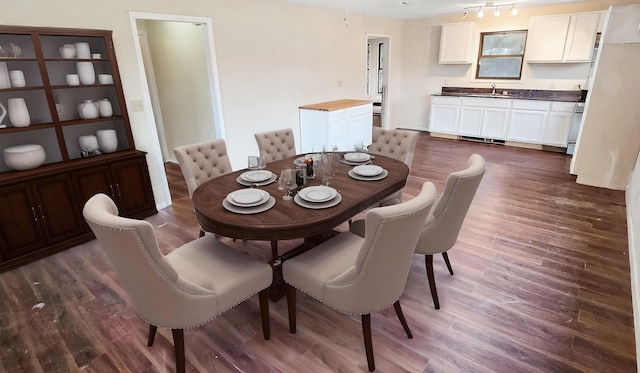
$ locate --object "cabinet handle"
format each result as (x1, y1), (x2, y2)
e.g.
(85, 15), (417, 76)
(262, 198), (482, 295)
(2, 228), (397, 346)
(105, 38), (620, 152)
(115, 183), (122, 197)
(31, 207), (39, 222)
(38, 205), (45, 220)
(109, 184), (115, 197)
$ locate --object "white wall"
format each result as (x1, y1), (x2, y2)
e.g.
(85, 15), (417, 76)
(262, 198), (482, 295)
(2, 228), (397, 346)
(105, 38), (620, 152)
(626, 150), (640, 371)
(573, 4), (640, 189)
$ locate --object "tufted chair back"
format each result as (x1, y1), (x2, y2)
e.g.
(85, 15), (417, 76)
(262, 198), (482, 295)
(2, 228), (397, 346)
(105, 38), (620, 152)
(173, 139), (233, 198)
(367, 128), (419, 205)
(254, 128), (297, 162)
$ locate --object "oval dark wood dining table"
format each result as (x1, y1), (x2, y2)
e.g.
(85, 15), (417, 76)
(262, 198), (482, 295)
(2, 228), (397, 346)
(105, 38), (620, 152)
(192, 153), (409, 246)
(192, 153), (409, 300)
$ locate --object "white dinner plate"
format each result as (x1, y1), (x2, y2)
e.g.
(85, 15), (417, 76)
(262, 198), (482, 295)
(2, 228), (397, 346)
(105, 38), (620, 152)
(353, 164), (383, 177)
(293, 157), (307, 166)
(240, 170), (271, 183)
(348, 169), (388, 181)
(344, 152), (371, 162)
(294, 193), (342, 209)
(236, 171), (276, 186)
(225, 189), (270, 207)
(298, 186), (338, 203)
(223, 196), (276, 214)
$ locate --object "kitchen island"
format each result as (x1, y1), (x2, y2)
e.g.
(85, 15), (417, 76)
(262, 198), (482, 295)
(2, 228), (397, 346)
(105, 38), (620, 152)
(299, 99), (373, 152)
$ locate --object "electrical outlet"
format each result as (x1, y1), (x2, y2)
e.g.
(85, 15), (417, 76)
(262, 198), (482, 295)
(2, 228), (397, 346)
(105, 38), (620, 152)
(130, 100), (144, 112)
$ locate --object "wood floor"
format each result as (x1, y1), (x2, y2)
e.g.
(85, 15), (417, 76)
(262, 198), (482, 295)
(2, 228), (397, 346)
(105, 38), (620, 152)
(0, 133), (635, 372)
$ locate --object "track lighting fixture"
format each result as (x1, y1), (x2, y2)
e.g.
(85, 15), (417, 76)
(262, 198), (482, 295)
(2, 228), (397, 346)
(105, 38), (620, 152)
(463, 2), (518, 19)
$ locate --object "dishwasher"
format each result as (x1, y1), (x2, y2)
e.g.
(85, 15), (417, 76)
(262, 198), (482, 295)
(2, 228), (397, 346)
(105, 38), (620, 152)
(566, 102), (584, 155)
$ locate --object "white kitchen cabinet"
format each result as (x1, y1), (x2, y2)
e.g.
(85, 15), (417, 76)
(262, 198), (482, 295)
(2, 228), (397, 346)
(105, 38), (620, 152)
(482, 108), (510, 139)
(526, 12), (600, 63)
(508, 100), (550, 143)
(429, 96), (460, 134)
(459, 97), (510, 139)
(439, 22), (476, 64)
(299, 99), (372, 152)
(542, 102), (575, 146)
(459, 106), (483, 136)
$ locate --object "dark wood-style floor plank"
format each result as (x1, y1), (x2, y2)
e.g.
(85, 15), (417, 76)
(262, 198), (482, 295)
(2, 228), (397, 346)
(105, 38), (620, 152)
(0, 133), (635, 372)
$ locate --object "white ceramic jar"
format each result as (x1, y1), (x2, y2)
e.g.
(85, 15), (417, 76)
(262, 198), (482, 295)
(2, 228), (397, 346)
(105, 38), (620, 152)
(59, 44), (76, 59)
(74, 42), (91, 59)
(78, 134), (99, 153)
(98, 99), (112, 117)
(96, 129), (118, 153)
(78, 100), (99, 119)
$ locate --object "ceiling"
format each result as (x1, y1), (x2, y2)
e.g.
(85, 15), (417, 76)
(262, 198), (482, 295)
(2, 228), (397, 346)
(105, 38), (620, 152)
(282, 0), (587, 19)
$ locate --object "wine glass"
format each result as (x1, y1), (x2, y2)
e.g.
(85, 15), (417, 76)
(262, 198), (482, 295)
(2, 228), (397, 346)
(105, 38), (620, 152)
(285, 169), (298, 200)
(279, 169), (295, 200)
(320, 153), (335, 186)
(248, 155), (259, 170)
(256, 155), (266, 177)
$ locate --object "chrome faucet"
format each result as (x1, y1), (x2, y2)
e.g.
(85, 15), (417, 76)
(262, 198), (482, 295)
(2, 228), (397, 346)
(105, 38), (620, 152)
(491, 83), (496, 95)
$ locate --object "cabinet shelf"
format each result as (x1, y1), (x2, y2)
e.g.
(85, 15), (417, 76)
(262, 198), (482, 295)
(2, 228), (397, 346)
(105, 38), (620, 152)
(59, 116), (123, 126)
(0, 123), (55, 133)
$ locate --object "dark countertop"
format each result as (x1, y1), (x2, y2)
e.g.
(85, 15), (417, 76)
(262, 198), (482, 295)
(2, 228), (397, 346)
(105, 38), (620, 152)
(433, 87), (587, 102)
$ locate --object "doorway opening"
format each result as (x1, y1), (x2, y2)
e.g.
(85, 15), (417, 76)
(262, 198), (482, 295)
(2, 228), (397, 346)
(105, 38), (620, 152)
(366, 34), (390, 128)
(130, 13), (225, 163)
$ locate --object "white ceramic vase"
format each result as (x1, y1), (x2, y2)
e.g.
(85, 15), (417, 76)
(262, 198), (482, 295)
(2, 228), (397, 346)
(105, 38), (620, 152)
(59, 44), (76, 59)
(78, 100), (99, 119)
(8, 98), (30, 127)
(0, 62), (10, 89)
(98, 99), (112, 117)
(78, 134), (99, 152)
(9, 70), (25, 88)
(74, 42), (91, 59)
(76, 62), (95, 85)
(96, 129), (118, 153)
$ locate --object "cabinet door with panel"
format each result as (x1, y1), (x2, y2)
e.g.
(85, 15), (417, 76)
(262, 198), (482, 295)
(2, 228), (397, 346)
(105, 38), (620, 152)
(32, 174), (85, 244)
(109, 156), (155, 217)
(459, 106), (483, 136)
(543, 102), (575, 146)
(0, 183), (45, 260)
(439, 22), (476, 64)
(508, 100), (550, 143)
(526, 12), (600, 63)
(429, 97), (460, 134)
(481, 108), (510, 139)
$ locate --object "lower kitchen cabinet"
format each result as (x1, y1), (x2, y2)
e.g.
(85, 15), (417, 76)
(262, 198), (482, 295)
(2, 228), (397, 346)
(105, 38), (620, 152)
(0, 150), (156, 272)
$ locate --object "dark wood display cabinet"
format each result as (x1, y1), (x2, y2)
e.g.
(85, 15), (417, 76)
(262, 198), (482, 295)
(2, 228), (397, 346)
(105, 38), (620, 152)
(0, 26), (156, 272)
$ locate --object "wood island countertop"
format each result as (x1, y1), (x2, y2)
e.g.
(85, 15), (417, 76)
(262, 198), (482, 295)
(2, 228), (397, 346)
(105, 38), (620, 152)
(299, 99), (373, 111)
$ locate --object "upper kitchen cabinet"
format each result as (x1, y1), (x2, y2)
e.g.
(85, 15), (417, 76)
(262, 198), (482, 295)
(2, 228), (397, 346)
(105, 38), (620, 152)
(439, 22), (476, 64)
(526, 12), (601, 63)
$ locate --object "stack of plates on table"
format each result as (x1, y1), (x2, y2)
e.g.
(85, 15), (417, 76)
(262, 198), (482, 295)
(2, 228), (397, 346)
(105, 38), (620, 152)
(236, 170), (276, 186)
(294, 185), (342, 209)
(223, 188), (275, 214)
(348, 164), (388, 181)
(342, 152), (371, 165)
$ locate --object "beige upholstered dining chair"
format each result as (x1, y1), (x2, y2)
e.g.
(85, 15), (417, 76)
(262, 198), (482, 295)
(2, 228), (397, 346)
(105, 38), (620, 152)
(416, 153), (485, 309)
(83, 193), (272, 373)
(173, 139), (233, 198)
(367, 127), (419, 206)
(174, 139), (233, 237)
(254, 128), (297, 162)
(283, 182), (437, 371)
